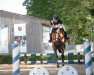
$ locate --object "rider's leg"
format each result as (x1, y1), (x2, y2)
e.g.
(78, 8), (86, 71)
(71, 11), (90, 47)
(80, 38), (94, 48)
(48, 33), (52, 43)
(64, 31), (69, 40)
(48, 28), (52, 43)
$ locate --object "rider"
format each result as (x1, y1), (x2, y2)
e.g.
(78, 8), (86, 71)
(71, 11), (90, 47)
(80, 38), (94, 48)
(48, 16), (69, 43)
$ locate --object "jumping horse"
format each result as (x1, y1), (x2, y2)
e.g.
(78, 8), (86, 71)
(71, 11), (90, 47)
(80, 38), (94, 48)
(51, 26), (66, 67)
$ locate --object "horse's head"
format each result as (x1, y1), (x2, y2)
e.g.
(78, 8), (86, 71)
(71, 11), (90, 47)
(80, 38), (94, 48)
(52, 27), (65, 43)
(57, 28), (65, 41)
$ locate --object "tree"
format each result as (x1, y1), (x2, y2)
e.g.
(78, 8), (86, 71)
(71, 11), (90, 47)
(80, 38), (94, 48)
(23, 0), (94, 44)
(23, 0), (64, 19)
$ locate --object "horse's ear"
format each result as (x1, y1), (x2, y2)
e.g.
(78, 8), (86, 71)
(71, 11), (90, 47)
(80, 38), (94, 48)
(59, 28), (64, 33)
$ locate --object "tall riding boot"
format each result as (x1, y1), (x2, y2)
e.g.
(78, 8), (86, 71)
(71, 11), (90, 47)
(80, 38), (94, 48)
(64, 32), (69, 41)
(48, 33), (52, 43)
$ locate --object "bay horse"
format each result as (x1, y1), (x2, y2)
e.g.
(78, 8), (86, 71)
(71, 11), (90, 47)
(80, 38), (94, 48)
(51, 27), (66, 67)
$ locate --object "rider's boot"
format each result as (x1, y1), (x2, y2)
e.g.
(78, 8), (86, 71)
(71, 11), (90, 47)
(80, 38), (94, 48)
(64, 32), (70, 41)
(48, 34), (52, 43)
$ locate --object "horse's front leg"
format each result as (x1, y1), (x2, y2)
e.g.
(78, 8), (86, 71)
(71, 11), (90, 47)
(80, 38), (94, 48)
(54, 50), (59, 68)
(61, 47), (65, 66)
(52, 43), (59, 68)
(54, 48), (59, 68)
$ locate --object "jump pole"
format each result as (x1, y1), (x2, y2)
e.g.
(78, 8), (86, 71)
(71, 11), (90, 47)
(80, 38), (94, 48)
(84, 41), (93, 75)
(12, 44), (20, 75)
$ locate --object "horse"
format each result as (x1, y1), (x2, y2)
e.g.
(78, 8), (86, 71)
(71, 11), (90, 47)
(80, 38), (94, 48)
(51, 27), (66, 67)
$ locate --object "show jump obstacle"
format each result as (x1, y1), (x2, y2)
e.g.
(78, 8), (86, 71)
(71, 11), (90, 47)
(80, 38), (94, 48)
(84, 41), (93, 75)
(12, 41), (93, 75)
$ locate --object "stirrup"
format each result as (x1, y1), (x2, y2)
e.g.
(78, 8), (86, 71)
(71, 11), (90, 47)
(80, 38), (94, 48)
(65, 37), (70, 41)
(48, 40), (52, 43)
(66, 37), (70, 40)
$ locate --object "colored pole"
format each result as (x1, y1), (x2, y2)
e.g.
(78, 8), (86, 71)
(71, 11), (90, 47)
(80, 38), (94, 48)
(12, 44), (20, 75)
(84, 41), (93, 75)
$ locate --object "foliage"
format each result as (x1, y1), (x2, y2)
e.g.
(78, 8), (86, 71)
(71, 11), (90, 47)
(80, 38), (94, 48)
(23, 0), (94, 44)
(0, 54), (94, 64)
(0, 55), (12, 64)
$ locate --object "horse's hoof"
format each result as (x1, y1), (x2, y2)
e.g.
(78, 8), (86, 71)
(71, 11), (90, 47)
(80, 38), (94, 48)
(62, 63), (64, 66)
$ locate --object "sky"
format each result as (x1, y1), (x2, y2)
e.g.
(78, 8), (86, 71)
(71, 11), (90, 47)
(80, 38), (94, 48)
(0, 0), (27, 15)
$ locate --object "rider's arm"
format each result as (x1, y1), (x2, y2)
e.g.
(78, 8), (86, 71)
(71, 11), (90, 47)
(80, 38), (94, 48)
(50, 21), (55, 28)
(57, 19), (66, 31)
(61, 24), (66, 31)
